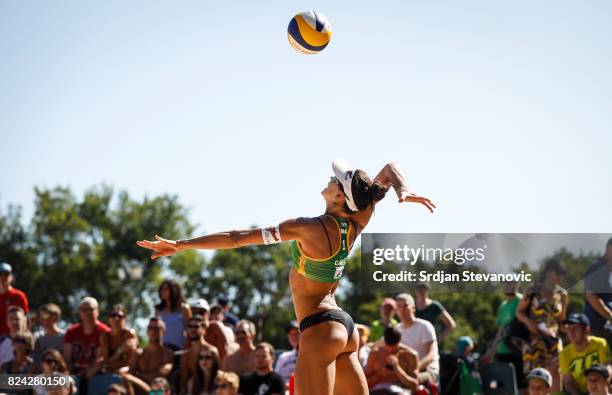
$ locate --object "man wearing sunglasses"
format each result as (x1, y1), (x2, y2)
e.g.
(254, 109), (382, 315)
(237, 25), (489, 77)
(63, 297), (111, 376)
(0, 263), (29, 337)
(222, 320), (257, 376)
(179, 315), (218, 394)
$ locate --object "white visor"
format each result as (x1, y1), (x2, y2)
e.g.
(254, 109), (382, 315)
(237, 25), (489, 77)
(332, 158), (358, 212)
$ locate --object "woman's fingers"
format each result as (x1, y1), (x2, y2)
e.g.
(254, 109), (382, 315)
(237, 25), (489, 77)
(137, 240), (158, 249)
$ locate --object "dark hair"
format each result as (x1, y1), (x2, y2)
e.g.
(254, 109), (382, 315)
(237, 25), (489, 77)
(607, 238), (612, 248)
(41, 349), (69, 374)
(343, 170), (388, 213)
(192, 348), (220, 394)
(539, 258), (565, 282)
(155, 279), (184, 312)
(383, 326), (402, 346)
(7, 305), (25, 315)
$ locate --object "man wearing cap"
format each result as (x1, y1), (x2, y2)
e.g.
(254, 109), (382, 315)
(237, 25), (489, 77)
(560, 313), (611, 395)
(0, 262), (29, 337)
(274, 320), (300, 382)
(526, 367), (552, 395)
(584, 238), (612, 349)
(63, 297), (111, 376)
(370, 298), (399, 342)
(585, 364), (611, 395)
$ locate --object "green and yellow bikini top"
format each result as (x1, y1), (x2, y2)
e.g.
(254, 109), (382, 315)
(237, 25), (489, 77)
(290, 215), (353, 283)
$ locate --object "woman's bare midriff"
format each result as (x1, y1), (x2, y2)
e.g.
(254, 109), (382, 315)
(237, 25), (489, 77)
(290, 268), (341, 322)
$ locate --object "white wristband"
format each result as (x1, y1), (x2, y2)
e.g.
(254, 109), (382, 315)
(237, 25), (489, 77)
(261, 225), (282, 244)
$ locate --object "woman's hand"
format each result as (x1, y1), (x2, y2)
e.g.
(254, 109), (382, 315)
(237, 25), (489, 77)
(136, 235), (179, 260)
(397, 189), (436, 213)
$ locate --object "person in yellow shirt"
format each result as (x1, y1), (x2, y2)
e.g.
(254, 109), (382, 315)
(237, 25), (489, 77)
(560, 313), (610, 395)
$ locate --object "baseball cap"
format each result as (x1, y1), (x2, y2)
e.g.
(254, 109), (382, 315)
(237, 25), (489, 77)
(584, 364), (610, 380)
(456, 336), (474, 355)
(190, 299), (210, 311)
(0, 263), (12, 273)
(79, 297), (99, 309)
(332, 158), (358, 212)
(526, 368), (552, 387)
(286, 320), (299, 333)
(564, 313), (590, 327)
(381, 298), (397, 308)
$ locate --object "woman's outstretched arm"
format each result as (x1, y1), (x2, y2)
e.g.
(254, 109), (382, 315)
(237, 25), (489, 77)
(137, 217), (316, 259)
(373, 162), (436, 212)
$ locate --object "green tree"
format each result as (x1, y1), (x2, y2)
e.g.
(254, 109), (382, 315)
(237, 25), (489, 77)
(0, 185), (203, 324)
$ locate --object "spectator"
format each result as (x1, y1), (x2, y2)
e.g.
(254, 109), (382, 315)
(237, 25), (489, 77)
(0, 263), (29, 337)
(483, 281), (525, 387)
(395, 293), (439, 386)
(584, 238), (612, 348)
(585, 364), (611, 395)
(129, 317), (173, 385)
(222, 320), (256, 376)
(33, 304), (65, 366)
(370, 298), (398, 342)
(455, 336), (478, 373)
(274, 321), (299, 382)
(155, 279), (191, 351)
(215, 372), (239, 395)
(217, 296), (239, 328)
(209, 304), (235, 353)
(63, 297), (111, 376)
(355, 323), (371, 368)
(0, 305), (29, 365)
(516, 259), (568, 392)
(189, 300), (232, 362)
(35, 349), (76, 395)
(526, 367), (552, 395)
(414, 282), (456, 344)
(365, 326), (418, 394)
(0, 331), (36, 373)
(191, 348), (221, 395)
(99, 304), (139, 373)
(238, 343), (284, 395)
(150, 377), (171, 395)
(560, 313), (610, 395)
(180, 315), (219, 394)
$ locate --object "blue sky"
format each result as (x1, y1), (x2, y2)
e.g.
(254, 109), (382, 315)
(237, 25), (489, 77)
(1, 0), (611, 240)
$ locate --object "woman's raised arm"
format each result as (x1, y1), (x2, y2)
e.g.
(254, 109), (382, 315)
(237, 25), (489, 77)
(373, 162), (436, 212)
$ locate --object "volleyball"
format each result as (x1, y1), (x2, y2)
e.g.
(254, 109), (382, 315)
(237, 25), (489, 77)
(287, 10), (332, 54)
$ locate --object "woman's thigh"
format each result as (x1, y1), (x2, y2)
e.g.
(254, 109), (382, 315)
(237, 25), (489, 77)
(294, 320), (348, 395)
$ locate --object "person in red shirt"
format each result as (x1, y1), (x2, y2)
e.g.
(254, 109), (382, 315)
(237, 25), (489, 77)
(63, 296), (110, 376)
(0, 263), (29, 337)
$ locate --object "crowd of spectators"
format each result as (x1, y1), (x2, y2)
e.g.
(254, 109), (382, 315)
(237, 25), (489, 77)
(2, 238), (612, 394)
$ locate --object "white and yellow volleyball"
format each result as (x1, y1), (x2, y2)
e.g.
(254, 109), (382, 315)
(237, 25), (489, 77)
(287, 10), (332, 54)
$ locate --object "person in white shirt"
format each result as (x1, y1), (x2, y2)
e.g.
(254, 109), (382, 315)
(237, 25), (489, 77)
(395, 293), (439, 385)
(275, 321), (300, 382)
